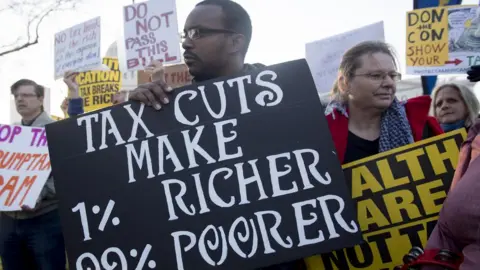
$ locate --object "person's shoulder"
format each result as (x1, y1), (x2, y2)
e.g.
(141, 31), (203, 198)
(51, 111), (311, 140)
(35, 112), (55, 126)
(324, 103), (348, 132)
(468, 119), (480, 136)
(404, 95), (432, 118)
(405, 95), (432, 109)
(324, 102), (336, 117)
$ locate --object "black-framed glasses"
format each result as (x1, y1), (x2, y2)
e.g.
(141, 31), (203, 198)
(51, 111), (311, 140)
(181, 28), (237, 41)
(354, 72), (402, 82)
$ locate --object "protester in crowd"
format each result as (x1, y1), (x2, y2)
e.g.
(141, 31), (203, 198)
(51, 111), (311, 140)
(1, 79), (65, 269)
(394, 65), (480, 270)
(63, 71), (130, 116)
(420, 119), (480, 270)
(430, 83), (479, 132)
(63, 71), (84, 117)
(325, 41), (443, 164)
(128, 1), (303, 270)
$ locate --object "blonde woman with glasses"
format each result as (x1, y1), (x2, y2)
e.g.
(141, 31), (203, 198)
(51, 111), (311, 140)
(325, 41), (443, 165)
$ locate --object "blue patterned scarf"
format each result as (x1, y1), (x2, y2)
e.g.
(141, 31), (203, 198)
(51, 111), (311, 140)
(441, 120), (465, 132)
(325, 98), (414, 152)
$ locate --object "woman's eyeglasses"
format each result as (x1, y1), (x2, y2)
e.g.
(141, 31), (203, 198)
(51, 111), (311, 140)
(354, 72), (402, 82)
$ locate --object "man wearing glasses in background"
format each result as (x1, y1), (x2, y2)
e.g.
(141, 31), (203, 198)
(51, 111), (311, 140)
(0, 79), (66, 270)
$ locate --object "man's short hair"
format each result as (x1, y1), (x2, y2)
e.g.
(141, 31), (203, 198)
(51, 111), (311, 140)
(196, 0), (252, 54)
(10, 79), (45, 97)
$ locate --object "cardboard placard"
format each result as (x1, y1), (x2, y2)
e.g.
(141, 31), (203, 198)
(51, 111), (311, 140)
(77, 57), (122, 112)
(46, 59), (362, 270)
(137, 63), (191, 88)
(54, 17), (101, 79)
(122, 0), (181, 71)
(406, 5), (480, 75)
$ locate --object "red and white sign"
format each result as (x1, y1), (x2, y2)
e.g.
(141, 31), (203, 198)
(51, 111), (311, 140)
(123, 0), (181, 71)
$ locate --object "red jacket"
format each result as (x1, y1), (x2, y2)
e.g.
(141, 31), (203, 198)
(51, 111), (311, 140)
(326, 95), (444, 164)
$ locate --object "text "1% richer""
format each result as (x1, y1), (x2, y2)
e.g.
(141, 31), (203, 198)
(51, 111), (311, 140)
(77, 244), (157, 270)
(72, 200), (120, 241)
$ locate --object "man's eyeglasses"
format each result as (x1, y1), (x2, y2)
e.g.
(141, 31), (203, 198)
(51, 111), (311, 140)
(13, 93), (38, 99)
(354, 72), (402, 82)
(181, 28), (237, 41)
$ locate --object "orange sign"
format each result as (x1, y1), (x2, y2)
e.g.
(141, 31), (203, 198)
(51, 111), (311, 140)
(137, 63), (192, 88)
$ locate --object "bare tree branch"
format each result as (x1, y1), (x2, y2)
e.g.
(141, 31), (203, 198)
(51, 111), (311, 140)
(0, 0), (81, 57)
(0, 37), (22, 49)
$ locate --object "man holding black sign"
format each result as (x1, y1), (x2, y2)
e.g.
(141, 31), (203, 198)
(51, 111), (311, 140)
(129, 1), (306, 269)
(45, 0), (361, 269)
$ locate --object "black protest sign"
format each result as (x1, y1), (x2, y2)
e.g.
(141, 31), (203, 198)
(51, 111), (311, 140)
(305, 129), (467, 270)
(46, 59), (362, 270)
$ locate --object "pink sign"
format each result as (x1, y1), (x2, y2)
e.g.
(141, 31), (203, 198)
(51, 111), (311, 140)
(0, 124), (52, 211)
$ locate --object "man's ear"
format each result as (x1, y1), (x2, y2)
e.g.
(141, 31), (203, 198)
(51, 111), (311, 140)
(229, 34), (246, 54)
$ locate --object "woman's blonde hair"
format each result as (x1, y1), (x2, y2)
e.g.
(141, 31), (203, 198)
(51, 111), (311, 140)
(431, 83), (480, 128)
(331, 41), (398, 103)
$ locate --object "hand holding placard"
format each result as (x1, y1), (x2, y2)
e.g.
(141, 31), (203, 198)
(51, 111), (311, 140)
(64, 71), (80, 98)
(129, 60), (173, 110)
(144, 60), (166, 82)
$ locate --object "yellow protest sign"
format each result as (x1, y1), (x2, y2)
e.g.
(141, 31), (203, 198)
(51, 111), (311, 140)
(406, 7), (449, 67)
(406, 5), (480, 75)
(305, 129), (467, 270)
(77, 57), (122, 112)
